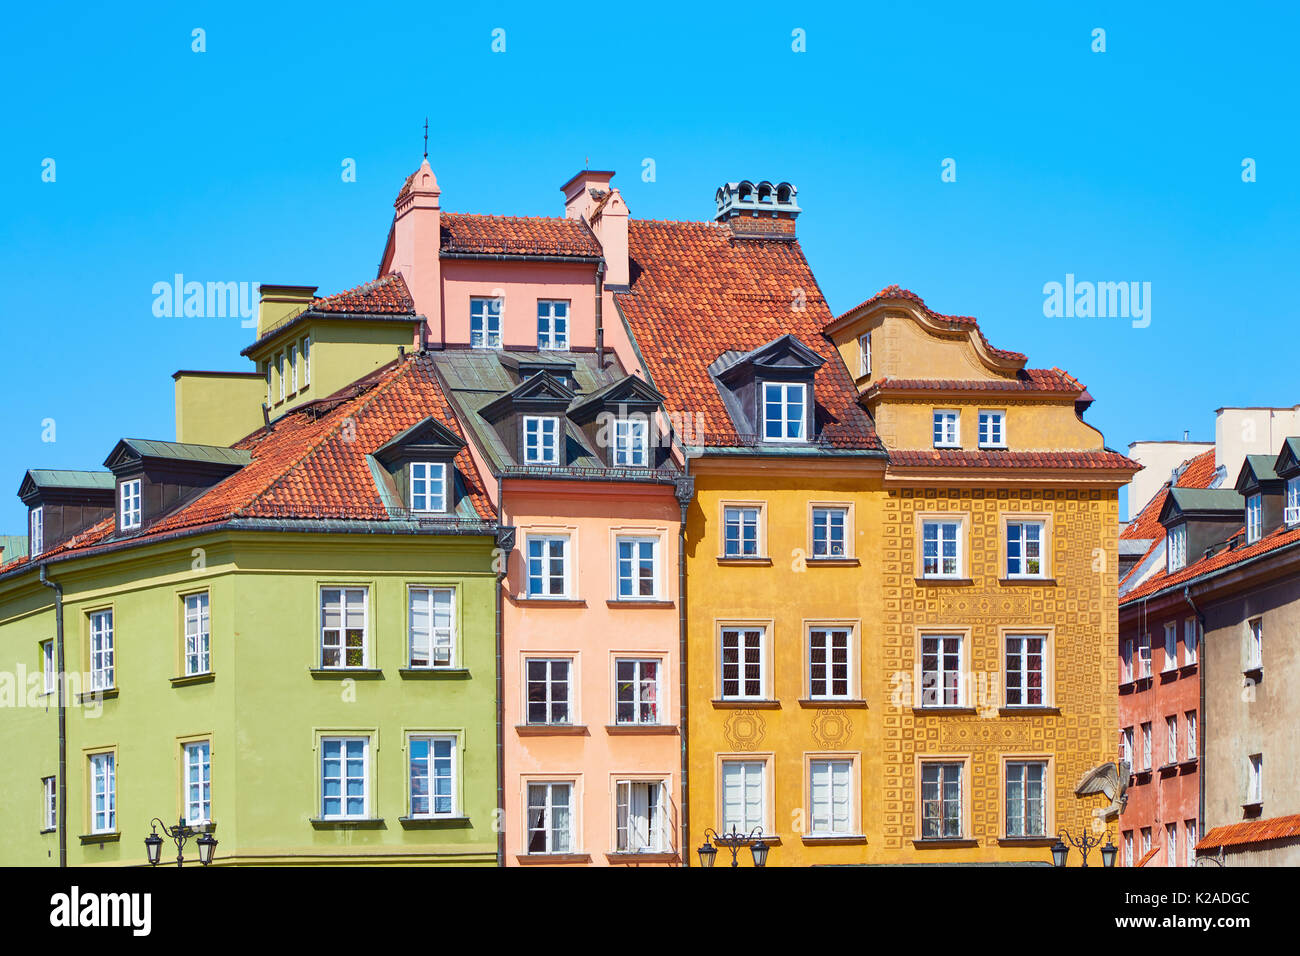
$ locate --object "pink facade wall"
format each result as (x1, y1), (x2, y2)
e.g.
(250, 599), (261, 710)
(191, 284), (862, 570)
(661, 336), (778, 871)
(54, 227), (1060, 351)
(500, 480), (683, 866)
(437, 260), (599, 350)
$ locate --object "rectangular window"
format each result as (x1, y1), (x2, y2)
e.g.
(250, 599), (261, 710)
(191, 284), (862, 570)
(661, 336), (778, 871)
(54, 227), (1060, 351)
(1005, 634), (1046, 707)
(1141, 722), (1152, 771)
(920, 762), (963, 839)
(41, 640), (54, 695)
(1185, 821), (1197, 867)
(183, 741), (211, 826)
(858, 333), (871, 377)
(615, 536), (658, 600)
(921, 520), (962, 578)
(320, 587), (368, 668)
(42, 776), (56, 831)
(289, 343), (298, 393)
(723, 506), (761, 557)
(1122, 638), (1134, 682)
(537, 300), (569, 350)
(615, 659), (661, 725)
(612, 418), (649, 466)
(278, 352), (286, 401)
(526, 535), (569, 597)
(1166, 823), (1178, 867)
(811, 506), (848, 558)
(932, 409), (960, 448)
(920, 634), (963, 707)
(523, 416), (560, 465)
(721, 627), (765, 700)
(119, 479), (142, 530)
(526, 659), (571, 725)
(616, 781), (666, 852)
(1005, 760), (1047, 837)
(1124, 830), (1134, 867)
(89, 610), (114, 691)
(408, 587), (454, 668)
(265, 361), (272, 407)
(1163, 622), (1177, 672)
(762, 381), (806, 442)
(89, 752), (115, 834)
(1138, 635), (1152, 679)
(470, 297), (502, 349)
(527, 781), (573, 854)
(1246, 493), (1262, 543)
(1121, 727), (1134, 768)
(978, 410), (1006, 448)
(1141, 827), (1152, 856)
(320, 737), (369, 820)
(809, 759), (854, 835)
(184, 593), (211, 676)
(1166, 716), (1177, 767)
(1006, 520), (1044, 577)
(1287, 476), (1300, 526)
(1167, 524), (1187, 573)
(1184, 618), (1198, 665)
(409, 735), (456, 818)
(410, 461), (447, 513)
(1246, 618), (1263, 669)
(302, 337), (311, 386)
(1247, 753), (1263, 804)
(721, 760), (765, 833)
(1186, 711), (1197, 760)
(30, 506), (43, 557)
(808, 627), (851, 699)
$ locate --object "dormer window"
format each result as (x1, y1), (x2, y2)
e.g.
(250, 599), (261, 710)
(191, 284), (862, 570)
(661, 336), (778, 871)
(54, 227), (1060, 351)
(537, 301), (569, 351)
(933, 410), (960, 448)
(762, 382), (806, 442)
(1167, 524), (1187, 573)
(524, 416), (560, 465)
(410, 462), (447, 513)
(119, 479), (142, 530)
(1246, 493), (1262, 543)
(29, 506), (43, 557)
(470, 297), (502, 349)
(1286, 477), (1300, 527)
(613, 417), (649, 466)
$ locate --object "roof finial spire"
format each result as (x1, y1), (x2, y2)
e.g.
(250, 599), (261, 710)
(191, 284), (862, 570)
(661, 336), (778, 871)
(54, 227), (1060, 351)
(423, 117), (429, 159)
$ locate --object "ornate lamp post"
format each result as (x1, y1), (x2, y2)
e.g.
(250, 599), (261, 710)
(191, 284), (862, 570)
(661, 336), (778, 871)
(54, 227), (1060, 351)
(697, 826), (769, 868)
(1051, 828), (1116, 867)
(144, 817), (217, 867)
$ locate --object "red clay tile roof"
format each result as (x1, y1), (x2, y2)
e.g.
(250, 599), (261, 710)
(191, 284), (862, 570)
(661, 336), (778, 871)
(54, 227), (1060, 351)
(440, 213), (601, 258)
(615, 220), (880, 450)
(888, 449), (1138, 470)
(0, 355), (493, 574)
(1198, 814), (1300, 852)
(865, 368), (1084, 397)
(835, 285), (1028, 363)
(1121, 449), (1218, 542)
(310, 273), (413, 314)
(1121, 521), (1300, 603)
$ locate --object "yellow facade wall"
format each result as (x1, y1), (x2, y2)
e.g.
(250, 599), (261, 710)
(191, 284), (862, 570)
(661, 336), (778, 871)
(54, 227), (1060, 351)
(174, 372), (267, 446)
(872, 397), (1105, 453)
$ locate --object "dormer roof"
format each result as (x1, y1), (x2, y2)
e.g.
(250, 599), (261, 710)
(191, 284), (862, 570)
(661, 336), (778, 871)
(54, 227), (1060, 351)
(18, 470), (115, 504)
(1274, 438), (1300, 479)
(1158, 487), (1245, 524)
(1235, 454), (1284, 495)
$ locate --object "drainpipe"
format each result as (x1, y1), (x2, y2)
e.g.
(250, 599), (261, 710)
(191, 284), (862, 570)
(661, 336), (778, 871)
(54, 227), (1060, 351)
(1184, 586), (1207, 835)
(594, 260), (606, 369)
(39, 564), (67, 868)
(494, 525), (516, 868)
(674, 468), (695, 866)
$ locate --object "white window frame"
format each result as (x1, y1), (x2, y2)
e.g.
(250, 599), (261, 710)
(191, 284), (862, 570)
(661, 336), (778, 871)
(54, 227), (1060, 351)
(1141, 722), (1152, 771)
(1121, 727), (1134, 768)
(265, 361), (273, 407)
(41, 640), (54, 695)
(1166, 822), (1178, 867)
(1163, 622), (1177, 673)
(932, 409), (960, 448)
(408, 586), (455, 668)
(809, 758), (855, 836)
(89, 609), (114, 691)
(919, 633), (964, 708)
(1005, 519), (1045, 578)
(1166, 716), (1178, 767)
(615, 779), (669, 853)
(1122, 637), (1134, 682)
(1137, 635), (1152, 679)
(184, 592), (211, 676)
(278, 351), (286, 401)
(1004, 759), (1048, 838)
(614, 535), (660, 601)
(807, 626), (852, 700)
(721, 759), (766, 833)
(525, 534), (570, 598)
(183, 740), (211, 826)
(921, 520), (963, 578)
(858, 332), (871, 377)
(1246, 617), (1263, 669)
(920, 761), (964, 839)
(612, 417), (649, 467)
(614, 658), (662, 726)
(978, 409), (1007, 448)
(526, 780), (575, 854)
(1124, 830), (1134, 867)
(1141, 827), (1152, 856)
(410, 461), (447, 513)
(1185, 821), (1197, 867)
(536, 299), (570, 351)
(1167, 523), (1187, 573)
(720, 626), (767, 700)
(525, 658), (573, 725)
(1286, 476), (1300, 526)
(301, 336), (311, 386)
(1004, 633), (1047, 708)
(1246, 493), (1262, 543)
(470, 296), (503, 349)
(1184, 618), (1198, 666)
(89, 752), (115, 834)
(408, 734), (458, 819)
(119, 479), (142, 531)
(1185, 710), (1197, 761)
(319, 587), (369, 669)
(289, 342), (298, 393)
(320, 736), (370, 820)
(523, 415), (560, 465)
(811, 506), (848, 558)
(761, 381), (807, 443)
(42, 776), (56, 831)
(1247, 753), (1263, 804)
(29, 506), (43, 557)
(722, 505), (762, 558)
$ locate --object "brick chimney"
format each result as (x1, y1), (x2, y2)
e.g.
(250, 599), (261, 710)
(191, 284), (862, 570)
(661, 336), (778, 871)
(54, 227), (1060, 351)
(561, 170), (629, 288)
(715, 180), (800, 238)
(390, 158), (442, 325)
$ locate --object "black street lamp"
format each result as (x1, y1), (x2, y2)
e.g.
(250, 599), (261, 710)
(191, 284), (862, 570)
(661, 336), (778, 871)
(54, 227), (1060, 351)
(144, 817), (217, 867)
(1051, 827), (1116, 867)
(698, 826), (768, 868)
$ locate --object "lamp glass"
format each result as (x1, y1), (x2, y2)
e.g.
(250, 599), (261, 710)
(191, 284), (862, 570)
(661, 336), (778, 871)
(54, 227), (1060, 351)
(1051, 839), (1069, 868)
(144, 832), (162, 867)
(750, 840), (769, 868)
(197, 833), (217, 866)
(697, 842), (717, 868)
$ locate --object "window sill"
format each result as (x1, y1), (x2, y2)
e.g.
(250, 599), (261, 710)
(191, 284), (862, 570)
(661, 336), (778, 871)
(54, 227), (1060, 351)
(606, 599), (675, 609)
(515, 724), (588, 736)
(399, 668), (470, 680)
(912, 838), (978, 849)
(799, 698), (868, 709)
(1158, 763), (1180, 776)
(914, 577), (973, 586)
(79, 832), (120, 845)
(1118, 680), (1136, 695)
(171, 672), (215, 688)
(605, 724), (678, 735)
(1179, 757), (1199, 770)
(712, 699), (781, 709)
(516, 853), (592, 865)
(76, 689), (117, 704)
(513, 597), (588, 608)
(1242, 802), (1263, 818)
(997, 836), (1056, 847)
(801, 834), (867, 846)
(716, 557), (772, 567)
(805, 557), (860, 567)
(39, 827), (56, 835)
(310, 818), (386, 830)
(999, 577), (1056, 586)
(605, 851), (681, 864)
(911, 706), (978, 716)
(997, 706), (1060, 716)
(398, 816), (472, 830)
(309, 668), (384, 680)
(1178, 662), (1199, 676)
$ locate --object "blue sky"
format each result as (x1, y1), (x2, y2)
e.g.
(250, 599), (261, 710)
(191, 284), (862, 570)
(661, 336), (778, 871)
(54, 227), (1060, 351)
(2, 1), (1296, 530)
